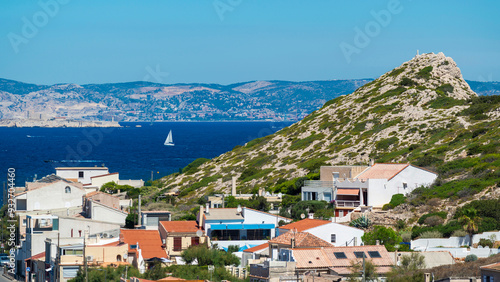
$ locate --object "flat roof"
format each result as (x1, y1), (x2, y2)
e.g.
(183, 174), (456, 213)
(55, 167), (108, 170)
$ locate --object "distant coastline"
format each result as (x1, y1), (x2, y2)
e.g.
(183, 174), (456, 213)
(0, 119), (121, 128)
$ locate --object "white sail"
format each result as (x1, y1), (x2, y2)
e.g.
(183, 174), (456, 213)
(164, 130), (174, 146)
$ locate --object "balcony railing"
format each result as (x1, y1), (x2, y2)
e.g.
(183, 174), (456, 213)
(336, 200), (361, 207)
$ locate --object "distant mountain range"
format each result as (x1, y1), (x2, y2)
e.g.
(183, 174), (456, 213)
(0, 77), (498, 122)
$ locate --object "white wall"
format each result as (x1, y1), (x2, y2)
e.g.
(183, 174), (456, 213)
(307, 222), (364, 247)
(56, 168), (109, 185)
(88, 201), (127, 226)
(91, 173), (119, 189)
(23, 181), (86, 211)
(367, 166), (437, 207)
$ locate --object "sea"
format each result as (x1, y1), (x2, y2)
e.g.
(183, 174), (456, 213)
(0, 121), (293, 191)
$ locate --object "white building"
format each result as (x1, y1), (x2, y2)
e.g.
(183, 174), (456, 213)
(277, 218), (364, 247)
(56, 166), (110, 185)
(302, 163), (437, 217)
(198, 205), (291, 250)
(15, 175), (86, 212)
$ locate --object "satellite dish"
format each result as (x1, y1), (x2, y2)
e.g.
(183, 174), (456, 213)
(123, 254), (128, 259)
(300, 213), (305, 219)
(196, 230), (203, 237)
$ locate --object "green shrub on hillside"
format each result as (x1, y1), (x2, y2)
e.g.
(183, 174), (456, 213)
(417, 66), (433, 79)
(369, 86), (407, 103)
(182, 158), (211, 174)
(376, 137), (399, 150)
(289, 133), (326, 151)
(418, 211), (447, 225)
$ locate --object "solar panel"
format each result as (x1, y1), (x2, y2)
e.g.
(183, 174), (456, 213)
(354, 251), (365, 258)
(368, 251), (381, 258)
(334, 252), (347, 259)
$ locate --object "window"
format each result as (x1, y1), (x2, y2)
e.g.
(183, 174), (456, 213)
(65, 186), (71, 193)
(116, 255), (122, 262)
(78, 171), (84, 178)
(331, 234), (336, 243)
(368, 251), (381, 258)
(191, 237), (200, 246)
(333, 252), (347, 259)
(173, 237), (182, 251)
(403, 182), (408, 189)
(130, 244), (137, 249)
(354, 251), (365, 258)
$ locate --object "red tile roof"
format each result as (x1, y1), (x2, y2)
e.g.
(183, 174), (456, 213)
(279, 219), (331, 232)
(160, 221), (201, 233)
(243, 243), (269, 253)
(269, 231), (332, 247)
(293, 245), (393, 272)
(356, 163), (409, 180)
(25, 252), (45, 261)
(90, 172), (119, 179)
(120, 229), (167, 259)
(481, 262), (500, 272)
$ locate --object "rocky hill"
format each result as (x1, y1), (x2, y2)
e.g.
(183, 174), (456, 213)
(161, 52), (500, 203)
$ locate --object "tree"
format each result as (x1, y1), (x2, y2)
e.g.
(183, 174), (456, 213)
(361, 226), (402, 252)
(125, 213), (138, 229)
(181, 244), (240, 266)
(347, 259), (378, 281)
(386, 253), (426, 282)
(458, 207), (481, 246)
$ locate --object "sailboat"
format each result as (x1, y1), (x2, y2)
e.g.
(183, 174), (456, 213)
(164, 130), (174, 146)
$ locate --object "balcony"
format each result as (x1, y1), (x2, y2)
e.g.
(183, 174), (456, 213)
(335, 200), (361, 208)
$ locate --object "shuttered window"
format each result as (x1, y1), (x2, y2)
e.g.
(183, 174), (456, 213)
(63, 266), (80, 278)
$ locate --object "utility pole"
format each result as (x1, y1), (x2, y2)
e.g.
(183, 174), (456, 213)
(84, 232), (88, 282)
(362, 252), (366, 282)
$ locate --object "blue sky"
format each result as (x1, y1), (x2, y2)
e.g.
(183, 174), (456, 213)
(1, 0), (499, 85)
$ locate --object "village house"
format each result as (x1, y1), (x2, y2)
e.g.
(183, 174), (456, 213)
(83, 191), (128, 226)
(301, 163), (437, 217)
(277, 218), (364, 247)
(158, 221), (207, 259)
(249, 245), (393, 282)
(14, 174), (86, 212)
(120, 229), (169, 273)
(140, 211), (172, 230)
(198, 204), (292, 250)
(481, 262), (500, 282)
(268, 231), (333, 261)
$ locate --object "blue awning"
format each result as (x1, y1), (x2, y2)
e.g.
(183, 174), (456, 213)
(210, 224), (226, 230)
(227, 224), (243, 230)
(243, 224), (259, 229)
(259, 224), (275, 229)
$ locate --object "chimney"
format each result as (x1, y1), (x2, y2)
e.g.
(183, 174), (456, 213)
(369, 159), (375, 166)
(231, 176), (237, 196)
(205, 203), (210, 215)
(354, 237), (357, 246)
(375, 240), (380, 245)
(258, 188), (263, 197)
(138, 195), (142, 226)
(291, 238), (295, 249)
(199, 205), (204, 227)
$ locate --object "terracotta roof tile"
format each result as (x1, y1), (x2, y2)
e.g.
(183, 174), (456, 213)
(120, 229), (167, 259)
(243, 243), (269, 253)
(25, 252), (45, 261)
(356, 163), (409, 180)
(481, 262), (500, 272)
(160, 221), (201, 233)
(269, 231), (332, 248)
(293, 245), (393, 271)
(279, 219), (331, 232)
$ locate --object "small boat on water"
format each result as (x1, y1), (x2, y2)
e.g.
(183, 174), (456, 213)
(164, 130), (174, 146)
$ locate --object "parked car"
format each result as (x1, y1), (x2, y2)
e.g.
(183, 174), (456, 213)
(0, 256), (10, 266)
